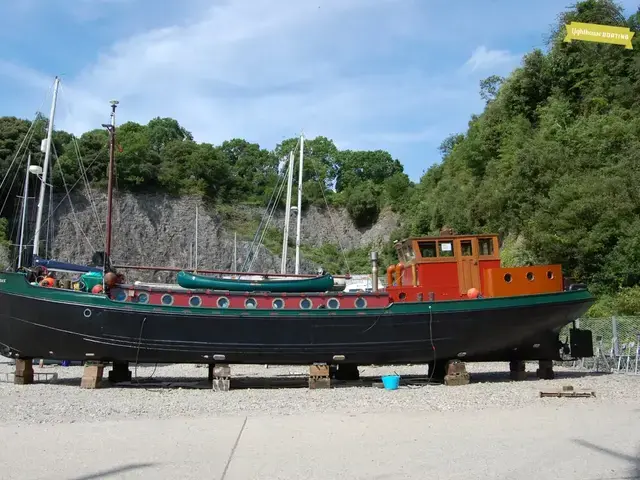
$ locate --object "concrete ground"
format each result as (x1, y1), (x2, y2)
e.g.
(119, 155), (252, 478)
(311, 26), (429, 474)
(2, 402), (638, 480)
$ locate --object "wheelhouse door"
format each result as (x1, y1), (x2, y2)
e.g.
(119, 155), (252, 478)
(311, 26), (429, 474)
(456, 238), (481, 295)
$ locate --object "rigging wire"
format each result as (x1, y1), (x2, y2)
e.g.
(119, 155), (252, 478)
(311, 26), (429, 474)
(245, 165), (289, 272)
(25, 144), (107, 250)
(59, 84), (105, 241)
(0, 91), (48, 196)
(241, 139), (299, 272)
(0, 149), (29, 218)
(51, 142), (96, 252)
(307, 151), (351, 275)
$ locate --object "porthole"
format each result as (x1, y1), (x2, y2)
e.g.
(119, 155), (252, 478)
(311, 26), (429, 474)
(245, 298), (257, 309)
(355, 297), (367, 309)
(526, 272), (535, 281)
(504, 273), (512, 283)
(272, 298), (284, 309)
(136, 292), (149, 304)
(399, 292), (406, 300)
(300, 298), (312, 309)
(547, 270), (554, 280)
(161, 294), (174, 305)
(83, 308), (92, 318)
(327, 298), (340, 309)
(217, 297), (229, 308)
(115, 290), (127, 302)
(189, 296), (202, 307)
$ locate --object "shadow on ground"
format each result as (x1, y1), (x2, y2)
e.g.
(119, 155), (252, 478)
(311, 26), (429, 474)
(574, 439), (640, 480)
(68, 463), (155, 480)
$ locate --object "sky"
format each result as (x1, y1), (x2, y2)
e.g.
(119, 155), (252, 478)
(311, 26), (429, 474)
(1, 0), (639, 182)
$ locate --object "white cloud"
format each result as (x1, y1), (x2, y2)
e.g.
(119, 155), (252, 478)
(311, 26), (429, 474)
(12, 1), (463, 147)
(463, 46), (521, 73)
(0, 0), (532, 179)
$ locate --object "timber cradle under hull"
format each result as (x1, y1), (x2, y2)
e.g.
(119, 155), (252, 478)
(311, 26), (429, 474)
(0, 275), (593, 365)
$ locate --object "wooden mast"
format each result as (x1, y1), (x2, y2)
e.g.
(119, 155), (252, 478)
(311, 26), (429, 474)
(103, 100), (119, 262)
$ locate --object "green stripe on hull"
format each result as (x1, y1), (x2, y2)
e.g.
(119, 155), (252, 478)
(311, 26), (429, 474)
(0, 272), (594, 316)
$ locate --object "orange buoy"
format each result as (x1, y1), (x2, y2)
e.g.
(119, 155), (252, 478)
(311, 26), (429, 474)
(39, 277), (55, 287)
(467, 287), (480, 299)
(91, 284), (104, 294)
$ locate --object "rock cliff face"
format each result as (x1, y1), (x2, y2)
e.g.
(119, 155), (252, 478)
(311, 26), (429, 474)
(41, 190), (401, 282)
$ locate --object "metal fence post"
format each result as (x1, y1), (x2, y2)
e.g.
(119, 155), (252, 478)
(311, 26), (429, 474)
(612, 316), (619, 358)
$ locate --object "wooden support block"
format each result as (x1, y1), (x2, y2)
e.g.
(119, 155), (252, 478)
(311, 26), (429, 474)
(14, 359), (34, 385)
(308, 377), (331, 389)
(509, 360), (527, 381)
(536, 360), (555, 380)
(212, 379), (231, 392)
(444, 360), (470, 386)
(80, 363), (104, 389)
(213, 364), (230, 378)
(211, 364), (230, 392)
(309, 363), (331, 389)
(309, 364), (329, 378)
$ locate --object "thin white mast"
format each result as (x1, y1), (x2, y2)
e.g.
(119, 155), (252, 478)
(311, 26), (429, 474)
(17, 153), (31, 268)
(280, 150), (294, 274)
(233, 232), (237, 272)
(294, 133), (304, 274)
(33, 76), (60, 257)
(194, 204), (199, 271)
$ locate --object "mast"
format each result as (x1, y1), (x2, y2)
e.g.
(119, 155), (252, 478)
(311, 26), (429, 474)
(194, 204), (199, 271)
(233, 232), (237, 272)
(103, 100), (119, 260)
(294, 133), (304, 274)
(32, 76), (60, 257)
(280, 150), (294, 273)
(17, 154), (31, 268)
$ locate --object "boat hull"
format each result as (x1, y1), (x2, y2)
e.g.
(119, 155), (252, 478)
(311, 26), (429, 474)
(0, 273), (594, 365)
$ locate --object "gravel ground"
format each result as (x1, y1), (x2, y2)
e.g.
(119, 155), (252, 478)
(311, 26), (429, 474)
(0, 358), (638, 426)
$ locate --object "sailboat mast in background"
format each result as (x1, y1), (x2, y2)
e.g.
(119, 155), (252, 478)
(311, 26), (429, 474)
(32, 76), (60, 257)
(280, 150), (294, 274)
(294, 133), (304, 274)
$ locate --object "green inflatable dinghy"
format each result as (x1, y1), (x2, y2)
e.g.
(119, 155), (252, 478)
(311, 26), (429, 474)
(176, 271), (335, 293)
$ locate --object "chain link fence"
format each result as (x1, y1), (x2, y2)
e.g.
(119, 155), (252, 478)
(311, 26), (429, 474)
(559, 316), (640, 374)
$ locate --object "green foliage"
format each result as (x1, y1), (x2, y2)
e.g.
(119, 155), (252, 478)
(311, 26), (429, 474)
(345, 181), (382, 228)
(300, 243), (373, 275)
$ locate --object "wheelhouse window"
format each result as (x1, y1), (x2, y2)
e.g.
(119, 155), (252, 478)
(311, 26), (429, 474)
(439, 241), (454, 257)
(403, 243), (415, 261)
(417, 241), (437, 258)
(479, 238), (494, 256)
(460, 240), (473, 257)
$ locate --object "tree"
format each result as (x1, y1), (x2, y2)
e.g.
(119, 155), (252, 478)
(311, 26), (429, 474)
(479, 75), (504, 103)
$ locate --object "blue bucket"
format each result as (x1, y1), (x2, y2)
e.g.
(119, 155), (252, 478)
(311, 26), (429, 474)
(381, 374), (400, 390)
